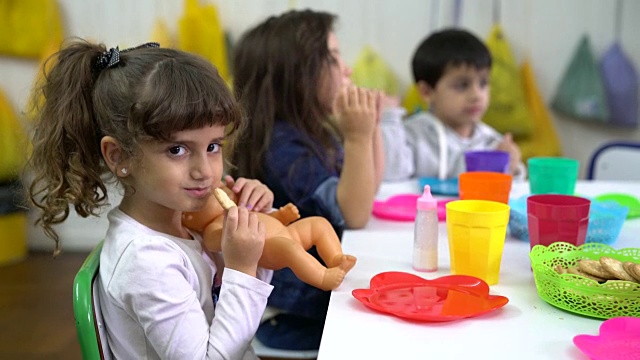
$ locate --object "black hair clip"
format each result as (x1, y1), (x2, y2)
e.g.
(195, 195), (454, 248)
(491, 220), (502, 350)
(94, 42), (160, 72)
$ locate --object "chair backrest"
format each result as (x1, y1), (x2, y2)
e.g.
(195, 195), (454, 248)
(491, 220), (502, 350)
(73, 241), (112, 360)
(587, 142), (640, 180)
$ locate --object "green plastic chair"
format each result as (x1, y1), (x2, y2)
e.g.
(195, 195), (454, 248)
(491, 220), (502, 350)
(73, 241), (111, 359)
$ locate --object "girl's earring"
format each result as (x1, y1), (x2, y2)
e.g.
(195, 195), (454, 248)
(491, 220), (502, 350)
(121, 168), (128, 175)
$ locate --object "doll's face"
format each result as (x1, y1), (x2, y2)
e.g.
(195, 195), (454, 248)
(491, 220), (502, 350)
(318, 32), (352, 114)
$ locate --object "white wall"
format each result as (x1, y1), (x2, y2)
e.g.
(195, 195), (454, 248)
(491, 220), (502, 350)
(2, 0), (639, 250)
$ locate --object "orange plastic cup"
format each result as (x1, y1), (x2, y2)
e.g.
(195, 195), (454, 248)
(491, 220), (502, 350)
(458, 172), (513, 204)
(446, 200), (511, 285)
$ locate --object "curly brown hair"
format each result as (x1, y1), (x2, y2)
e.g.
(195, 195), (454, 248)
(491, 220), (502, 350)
(26, 38), (243, 253)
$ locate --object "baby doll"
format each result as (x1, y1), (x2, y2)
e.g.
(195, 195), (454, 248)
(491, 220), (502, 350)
(183, 187), (357, 291)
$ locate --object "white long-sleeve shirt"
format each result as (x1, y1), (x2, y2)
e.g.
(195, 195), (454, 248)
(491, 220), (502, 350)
(98, 208), (273, 360)
(381, 110), (526, 181)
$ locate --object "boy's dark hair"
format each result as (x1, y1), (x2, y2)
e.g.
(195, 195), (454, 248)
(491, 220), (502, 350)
(412, 28), (492, 87)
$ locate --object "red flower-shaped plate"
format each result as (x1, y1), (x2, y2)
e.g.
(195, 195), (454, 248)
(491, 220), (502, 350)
(573, 317), (640, 360)
(352, 272), (508, 322)
(372, 194), (451, 222)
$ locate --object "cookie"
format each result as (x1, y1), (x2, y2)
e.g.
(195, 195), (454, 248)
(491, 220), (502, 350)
(554, 265), (567, 275)
(622, 262), (640, 283)
(599, 257), (636, 282)
(213, 188), (236, 210)
(567, 266), (606, 282)
(577, 259), (616, 280)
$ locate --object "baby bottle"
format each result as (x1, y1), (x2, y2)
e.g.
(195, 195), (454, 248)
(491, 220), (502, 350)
(413, 185), (438, 272)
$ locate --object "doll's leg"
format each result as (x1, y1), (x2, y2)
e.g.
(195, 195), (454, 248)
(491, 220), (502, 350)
(287, 216), (356, 270)
(261, 236), (350, 291)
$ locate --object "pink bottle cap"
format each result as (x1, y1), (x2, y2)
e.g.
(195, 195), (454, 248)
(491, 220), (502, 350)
(417, 185), (437, 211)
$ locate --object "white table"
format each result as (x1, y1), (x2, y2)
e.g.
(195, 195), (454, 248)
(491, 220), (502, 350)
(318, 180), (640, 360)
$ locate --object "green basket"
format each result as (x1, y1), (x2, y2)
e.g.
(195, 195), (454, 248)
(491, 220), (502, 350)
(529, 242), (640, 319)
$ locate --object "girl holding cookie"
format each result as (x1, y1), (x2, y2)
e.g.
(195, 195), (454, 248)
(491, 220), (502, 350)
(230, 9), (384, 350)
(27, 39), (275, 359)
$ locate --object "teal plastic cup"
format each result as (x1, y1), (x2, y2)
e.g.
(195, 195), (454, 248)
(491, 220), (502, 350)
(528, 157), (579, 195)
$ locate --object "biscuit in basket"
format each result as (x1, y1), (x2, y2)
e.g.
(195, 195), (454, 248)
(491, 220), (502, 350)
(553, 265), (567, 274)
(566, 266), (606, 282)
(599, 257), (636, 282)
(577, 259), (617, 280)
(622, 262), (640, 283)
(213, 188), (237, 210)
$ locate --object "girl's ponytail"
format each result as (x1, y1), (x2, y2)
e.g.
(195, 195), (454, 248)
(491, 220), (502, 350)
(27, 39), (108, 254)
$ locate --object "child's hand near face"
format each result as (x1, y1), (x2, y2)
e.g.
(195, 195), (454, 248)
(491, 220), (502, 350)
(377, 92), (401, 125)
(221, 206), (266, 277)
(224, 175), (274, 212)
(335, 86), (378, 141)
(496, 133), (522, 176)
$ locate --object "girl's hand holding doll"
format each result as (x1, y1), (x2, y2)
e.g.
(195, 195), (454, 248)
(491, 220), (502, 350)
(224, 175), (274, 212)
(221, 206), (266, 277)
(219, 176), (272, 276)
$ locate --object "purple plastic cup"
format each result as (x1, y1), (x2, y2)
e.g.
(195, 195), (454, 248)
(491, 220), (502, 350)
(464, 150), (510, 173)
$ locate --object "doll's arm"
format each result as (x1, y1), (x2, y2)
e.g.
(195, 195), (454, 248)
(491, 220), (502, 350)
(201, 216), (226, 253)
(267, 203), (300, 226)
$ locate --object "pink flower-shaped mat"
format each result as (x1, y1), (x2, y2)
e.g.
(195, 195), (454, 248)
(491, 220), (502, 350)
(573, 317), (640, 360)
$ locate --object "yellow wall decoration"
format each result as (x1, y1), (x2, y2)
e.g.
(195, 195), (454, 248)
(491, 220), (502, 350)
(0, 88), (27, 181)
(518, 60), (562, 160)
(178, 0), (230, 83)
(0, 0), (64, 58)
(351, 46), (399, 96)
(151, 19), (176, 49)
(401, 83), (429, 116)
(484, 24), (535, 140)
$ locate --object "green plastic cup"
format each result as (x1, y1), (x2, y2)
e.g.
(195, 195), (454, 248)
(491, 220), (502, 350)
(528, 157), (579, 195)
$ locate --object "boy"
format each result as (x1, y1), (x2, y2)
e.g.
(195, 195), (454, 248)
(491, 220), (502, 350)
(382, 28), (525, 181)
